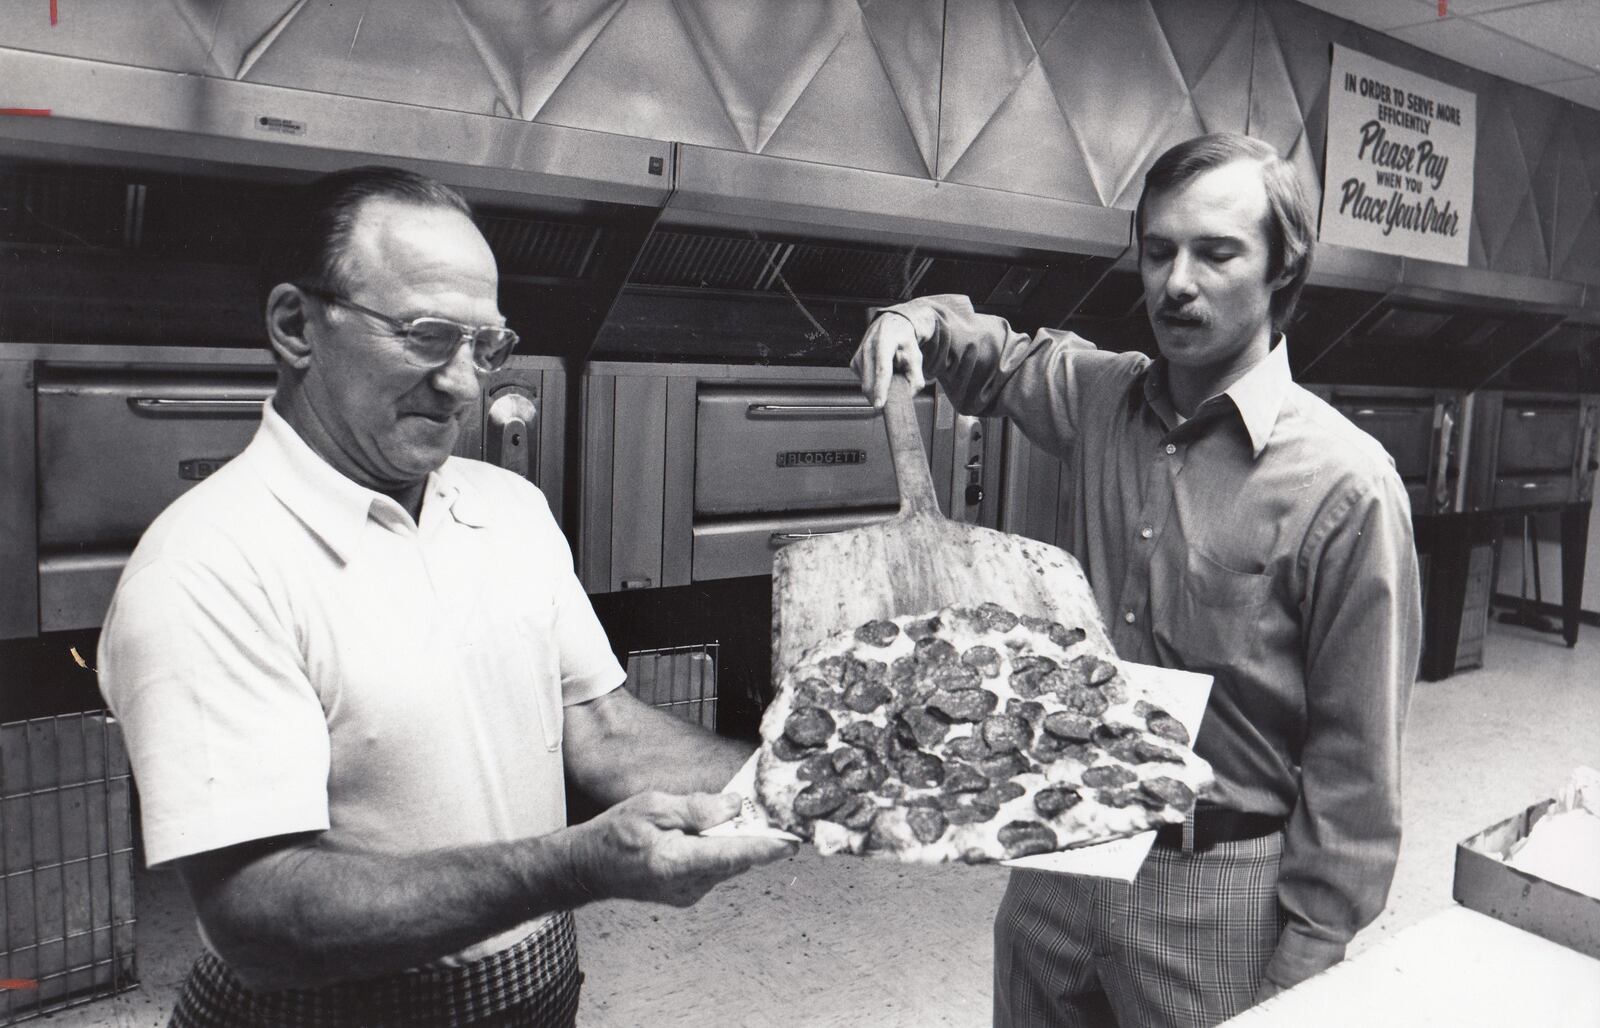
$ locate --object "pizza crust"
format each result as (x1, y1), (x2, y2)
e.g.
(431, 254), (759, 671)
(756, 603), (1214, 864)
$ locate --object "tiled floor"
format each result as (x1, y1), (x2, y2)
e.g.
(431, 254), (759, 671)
(30, 618), (1600, 1027)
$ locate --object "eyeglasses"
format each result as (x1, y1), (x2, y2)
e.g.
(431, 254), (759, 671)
(298, 285), (519, 373)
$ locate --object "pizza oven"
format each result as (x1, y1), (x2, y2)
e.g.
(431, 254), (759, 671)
(577, 361), (1003, 595)
(0, 345), (565, 640)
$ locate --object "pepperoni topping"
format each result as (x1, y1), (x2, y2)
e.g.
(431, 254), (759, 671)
(1005, 699), (1045, 726)
(980, 714), (1033, 752)
(1146, 711), (1191, 746)
(1041, 712), (1096, 741)
(793, 677), (838, 710)
(1075, 655), (1118, 686)
(977, 752), (1032, 781)
(1034, 786), (1082, 818)
(975, 602), (1019, 632)
(914, 637), (960, 666)
(796, 751), (838, 781)
(928, 662), (983, 692)
(942, 762), (991, 793)
(771, 735), (817, 761)
(840, 758), (890, 794)
(843, 679), (894, 713)
(983, 781), (1026, 805)
(839, 720), (887, 754)
(853, 619), (901, 647)
(793, 779), (849, 817)
(907, 806), (949, 843)
(894, 750), (946, 788)
(960, 645), (1002, 678)
(784, 707), (836, 748)
(926, 688), (998, 723)
(1082, 764), (1138, 789)
(1050, 624), (1088, 649)
(904, 616), (943, 641)
(998, 820), (1058, 858)
(943, 733), (992, 761)
(1140, 776), (1196, 810)
(895, 708), (951, 750)
(831, 794), (880, 830)
(942, 796), (1001, 824)
(1110, 738), (1183, 765)
(1061, 686), (1110, 718)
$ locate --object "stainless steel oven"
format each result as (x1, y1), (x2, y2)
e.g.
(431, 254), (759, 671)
(1464, 391), (1600, 511)
(0, 346), (565, 639)
(577, 361), (1001, 594)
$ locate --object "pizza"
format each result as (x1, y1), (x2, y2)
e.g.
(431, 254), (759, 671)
(755, 602), (1213, 864)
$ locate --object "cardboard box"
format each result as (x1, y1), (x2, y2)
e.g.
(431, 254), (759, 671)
(1453, 797), (1600, 960)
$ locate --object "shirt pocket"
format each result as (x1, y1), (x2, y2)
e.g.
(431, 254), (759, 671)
(469, 586), (564, 754)
(1157, 547), (1273, 670)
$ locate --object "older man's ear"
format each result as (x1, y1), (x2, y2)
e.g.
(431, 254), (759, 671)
(266, 283), (314, 369)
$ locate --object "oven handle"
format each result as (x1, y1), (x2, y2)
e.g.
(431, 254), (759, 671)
(127, 396), (269, 417)
(769, 529), (847, 545)
(746, 403), (877, 420)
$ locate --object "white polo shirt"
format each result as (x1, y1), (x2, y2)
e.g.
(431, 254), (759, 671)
(98, 401), (624, 957)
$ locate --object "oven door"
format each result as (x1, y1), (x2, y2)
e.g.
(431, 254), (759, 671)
(34, 366), (275, 632)
(691, 385), (936, 581)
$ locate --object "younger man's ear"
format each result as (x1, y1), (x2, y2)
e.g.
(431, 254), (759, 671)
(266, 284), (314, 369)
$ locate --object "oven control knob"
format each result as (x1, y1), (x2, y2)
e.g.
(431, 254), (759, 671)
(965, 483), (984, 506)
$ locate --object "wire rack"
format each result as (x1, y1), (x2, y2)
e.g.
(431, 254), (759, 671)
(1, 712), (137, 1025)
(624, 643), (719, 731)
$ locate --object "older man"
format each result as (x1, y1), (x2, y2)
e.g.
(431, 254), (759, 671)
(98, 166), (794, 1028)
(854, 134), (1420, 1026)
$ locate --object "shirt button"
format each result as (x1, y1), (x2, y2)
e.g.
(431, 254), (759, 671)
(1139, 526), (1153, 539)
(1164, 443), (1177, 455)
(1123, 610), (1137, 624)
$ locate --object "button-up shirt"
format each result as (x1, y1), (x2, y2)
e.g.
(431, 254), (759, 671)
(887, 295), (1420, 987)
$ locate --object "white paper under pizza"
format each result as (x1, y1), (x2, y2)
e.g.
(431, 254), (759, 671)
(1001, 662), (1212, 881)
(712, 660), (1213, 880)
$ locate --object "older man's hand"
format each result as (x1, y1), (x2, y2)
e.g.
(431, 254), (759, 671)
(851, 310), (926, 409)
(563, 791), (797, 908)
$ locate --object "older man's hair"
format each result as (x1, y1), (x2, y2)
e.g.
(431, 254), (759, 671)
(259, 165), (473, 308)
(1135, 134), (1314, 334)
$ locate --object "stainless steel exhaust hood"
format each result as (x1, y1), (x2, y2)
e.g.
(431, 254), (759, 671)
(2, 42), (1594, 383)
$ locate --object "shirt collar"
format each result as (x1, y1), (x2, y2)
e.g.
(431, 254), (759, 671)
(249, 400), (490, 563)
(1131, 336), (1292, 459)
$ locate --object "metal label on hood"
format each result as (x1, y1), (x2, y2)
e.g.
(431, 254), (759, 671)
(776, 449), (867, 469)
(256, 115), (307, 137)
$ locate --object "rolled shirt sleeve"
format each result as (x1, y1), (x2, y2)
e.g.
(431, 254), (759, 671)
(1268, 472), (1420, 987)
(885, 294), (1127, 455)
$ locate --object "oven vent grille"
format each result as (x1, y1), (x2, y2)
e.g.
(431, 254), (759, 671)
(629, 229), (1050, 307)
(773, 242), (930, 301)
(0, 169), (129, 250)
(623, 642), (718, 731)
(475, 215), (601, 280)
(632, 231), (783, 291)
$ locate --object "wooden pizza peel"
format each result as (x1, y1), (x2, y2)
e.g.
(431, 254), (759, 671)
(771, 376), (1113, 685)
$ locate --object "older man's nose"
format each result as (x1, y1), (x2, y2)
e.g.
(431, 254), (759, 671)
(432, 337), (484, 399)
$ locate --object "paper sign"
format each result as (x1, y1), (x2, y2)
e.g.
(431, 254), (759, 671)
(1319, 44), (1476, 265)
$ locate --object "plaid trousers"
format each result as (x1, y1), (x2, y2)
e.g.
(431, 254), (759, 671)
(167, 911), (581, 1028)
(993, 832), (1285, 1028)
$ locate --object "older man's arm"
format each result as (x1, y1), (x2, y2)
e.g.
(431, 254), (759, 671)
(562, 686), (752, 803)
(177, 787), (794, 993)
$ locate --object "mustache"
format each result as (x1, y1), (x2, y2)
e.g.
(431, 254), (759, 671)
(1156, 303), (1208, 324)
